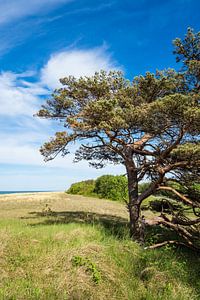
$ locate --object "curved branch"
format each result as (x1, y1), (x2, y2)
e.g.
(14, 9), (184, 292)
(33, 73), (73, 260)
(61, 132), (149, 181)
(157, 186), (194, 206)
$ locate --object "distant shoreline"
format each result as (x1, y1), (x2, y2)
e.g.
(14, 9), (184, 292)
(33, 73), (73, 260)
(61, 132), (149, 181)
(0, 191), (58, 195)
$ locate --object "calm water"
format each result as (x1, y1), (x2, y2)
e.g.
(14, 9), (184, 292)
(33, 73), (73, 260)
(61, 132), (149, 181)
(0, 191), (49, 195)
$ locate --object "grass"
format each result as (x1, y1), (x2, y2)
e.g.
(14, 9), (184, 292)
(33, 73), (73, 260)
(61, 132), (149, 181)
(0, 192), (199, 299)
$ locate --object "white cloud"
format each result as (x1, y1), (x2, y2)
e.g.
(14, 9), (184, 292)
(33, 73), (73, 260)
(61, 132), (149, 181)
(0, 132), (124, 190)
(0, 46), (124, 189)
(0, 0), (72, 24)
(41, 47), (121, 89)
(0, 47), (120, 117)
(0, 72), (47, 116)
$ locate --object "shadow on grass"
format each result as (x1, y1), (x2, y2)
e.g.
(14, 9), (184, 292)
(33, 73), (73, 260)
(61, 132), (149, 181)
(24, 210), (130, 239)
(24, 210), (197, 247)
(25, 210), (200, 293)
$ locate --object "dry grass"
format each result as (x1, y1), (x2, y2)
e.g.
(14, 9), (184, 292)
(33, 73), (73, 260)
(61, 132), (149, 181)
(0, 191), (155, 221)
(0, 192), (128, 218)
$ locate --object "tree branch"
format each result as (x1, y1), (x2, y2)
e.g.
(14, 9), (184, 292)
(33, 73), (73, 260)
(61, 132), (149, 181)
(145, 240), (199, 251)
(157, 186), (194, 206)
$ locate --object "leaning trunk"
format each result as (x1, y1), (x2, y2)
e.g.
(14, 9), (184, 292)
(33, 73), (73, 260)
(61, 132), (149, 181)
(126, 162), (143, 243)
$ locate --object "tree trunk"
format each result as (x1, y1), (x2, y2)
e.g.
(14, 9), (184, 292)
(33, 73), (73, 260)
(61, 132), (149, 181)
(129, 202), (142, 241)
(125, 158), (143, 243)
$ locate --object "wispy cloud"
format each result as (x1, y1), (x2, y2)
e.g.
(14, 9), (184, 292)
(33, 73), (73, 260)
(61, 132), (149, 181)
(0, 46), (120, 116)
(0, 0), (72, 56)
(0, 0), (72, 25)
(61, 1), (115, 17)
(0, 72), (47, 116)
(41, 46), (122, 89)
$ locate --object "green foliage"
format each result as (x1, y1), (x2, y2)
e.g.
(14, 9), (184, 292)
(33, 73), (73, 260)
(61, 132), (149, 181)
(67, 179), (95, 196)
(67, 174), (128, 202)
(67, 177), (154, 202)
(94, 175), (128, 201)
(138, 182), (150, 194)
(72, 255), (101, 284)
(173, 27), (200, 91)
(148, 198), (183, 212)
(67, 177), (197, 209)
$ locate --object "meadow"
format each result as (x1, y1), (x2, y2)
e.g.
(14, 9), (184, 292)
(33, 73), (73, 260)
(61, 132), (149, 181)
(0, 192), (199, 300)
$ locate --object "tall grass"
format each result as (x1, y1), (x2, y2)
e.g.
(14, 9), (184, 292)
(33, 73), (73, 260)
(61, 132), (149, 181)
(0, 217), (199, 299)
(0, 192), (199, 299)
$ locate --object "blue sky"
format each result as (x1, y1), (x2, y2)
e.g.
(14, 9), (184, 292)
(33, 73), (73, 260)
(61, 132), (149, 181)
(0, 0), (199, 191)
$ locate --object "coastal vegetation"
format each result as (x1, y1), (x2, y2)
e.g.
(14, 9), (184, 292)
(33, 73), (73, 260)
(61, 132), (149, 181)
(0, 192), (199, 299)
(67, 175), (128, 201)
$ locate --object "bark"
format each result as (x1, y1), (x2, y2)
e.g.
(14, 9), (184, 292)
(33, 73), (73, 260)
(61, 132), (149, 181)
(125, 147), (143, 243)
(145, 240), (200, 252)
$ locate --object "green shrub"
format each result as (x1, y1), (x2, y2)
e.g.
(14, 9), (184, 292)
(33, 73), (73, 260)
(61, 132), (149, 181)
(67, 178), (197, 206)
(94, 175), (128, 202)
(67, 175), (128, 202)
(67, 180), (95, 196)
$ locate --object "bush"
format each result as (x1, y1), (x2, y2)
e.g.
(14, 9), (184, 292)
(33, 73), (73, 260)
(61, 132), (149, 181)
(67, 175), (128, 202)
(94, 175), (128, 202)
(67, 180), (95, 196)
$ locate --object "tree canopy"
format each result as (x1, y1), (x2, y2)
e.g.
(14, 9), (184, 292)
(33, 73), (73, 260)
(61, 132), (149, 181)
(37, 28), (200, 250)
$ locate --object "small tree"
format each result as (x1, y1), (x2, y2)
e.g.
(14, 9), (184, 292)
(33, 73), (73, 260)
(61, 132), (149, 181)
(37, 29), (200, 249)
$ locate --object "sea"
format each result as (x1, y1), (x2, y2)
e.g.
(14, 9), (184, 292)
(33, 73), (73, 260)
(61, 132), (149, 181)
(0, 191), (50, 195)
